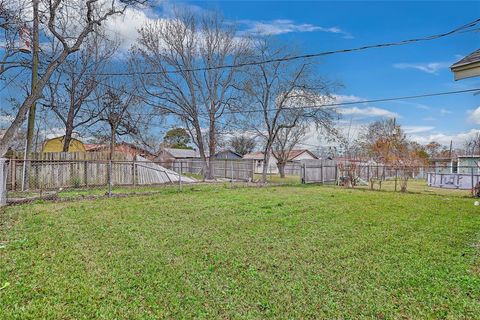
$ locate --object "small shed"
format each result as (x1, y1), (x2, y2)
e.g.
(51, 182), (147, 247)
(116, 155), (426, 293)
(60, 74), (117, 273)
(42, 136), (86, 153)
(156, 147), (208, 162)
(428, 157), (456, 174)
(457, 155), (480, 174)
(213, 150), (242, 160)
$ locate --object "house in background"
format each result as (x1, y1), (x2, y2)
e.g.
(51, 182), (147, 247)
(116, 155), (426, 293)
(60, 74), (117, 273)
(428, 157), (457, 174)
(156, 147), (206, 163)
(42, 136), (86, 153)
(157, 147), (241, 163)
(451, 49), (480, 80)
(213, 150), (242, 160)
(85, 142), (155, 160)
(456, 155), (480, 174)
(244, 149), (318, 174)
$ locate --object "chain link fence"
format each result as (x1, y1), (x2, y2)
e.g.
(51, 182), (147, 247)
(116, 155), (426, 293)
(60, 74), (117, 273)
(2, 157), (259, 204)
(1, 158), (478, 205)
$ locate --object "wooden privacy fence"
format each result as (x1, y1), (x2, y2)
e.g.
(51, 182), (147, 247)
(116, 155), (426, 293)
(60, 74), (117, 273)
(6, 157), (252, 191)
(7, 158), (196, 191)
(301, 160), (337, 184)
(169, 159), (255, 181)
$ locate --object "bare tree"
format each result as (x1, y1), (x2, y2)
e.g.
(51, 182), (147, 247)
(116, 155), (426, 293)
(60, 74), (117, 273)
(273, 123), (307, 178)
(229, 135), (256, 156)
(0, 0), (145, 156)
(44, 29), (119, 151)
(464, 132), (480, 155)
(133, 9), (250, 179)
(241, 40), (337, 182)
(97, 87), (142, 160)
(0, 0), (31, 77)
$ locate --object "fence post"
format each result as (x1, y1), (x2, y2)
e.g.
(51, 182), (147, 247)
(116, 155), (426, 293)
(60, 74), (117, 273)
(367, 165), (370, 185)
(472, 167), (475, 196)
(179, 162), (182, 190)
(84, 160), (89, 187)
(251, 160), (255, 182)
(395, 169), (398, 192)
(108, 160), (112, 197)
(301, 163), (305, 184)
(334, 165), (338, 185)
(223, 159), (227, 179)
(321, 162), (324, 184)
(0, 158), (8, 206)
(11, 159), (16, 191)
(132, 160), (136, 187)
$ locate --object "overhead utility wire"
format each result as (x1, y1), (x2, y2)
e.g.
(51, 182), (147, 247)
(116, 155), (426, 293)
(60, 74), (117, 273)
(87, 18), (480, 76)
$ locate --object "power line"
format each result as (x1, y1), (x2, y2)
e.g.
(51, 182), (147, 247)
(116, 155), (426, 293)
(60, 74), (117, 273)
(87, 75), (480, 117)
(88, 18), (480, 76)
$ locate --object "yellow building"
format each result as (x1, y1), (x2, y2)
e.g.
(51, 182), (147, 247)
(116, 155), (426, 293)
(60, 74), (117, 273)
(42, 136), (86, 153)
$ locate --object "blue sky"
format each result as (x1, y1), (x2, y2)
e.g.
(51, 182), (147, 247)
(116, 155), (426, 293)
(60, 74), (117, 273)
(1, 0), (479, 148)
(170, 0), (480, 146)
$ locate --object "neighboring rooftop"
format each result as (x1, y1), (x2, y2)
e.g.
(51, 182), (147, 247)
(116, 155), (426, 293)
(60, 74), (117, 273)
(457, 155), (480, 158)
(243, 151), (264, 160)
(162, 147), (207, 158)
(243, 149), (318, 161)
(450, 49), (480, 80)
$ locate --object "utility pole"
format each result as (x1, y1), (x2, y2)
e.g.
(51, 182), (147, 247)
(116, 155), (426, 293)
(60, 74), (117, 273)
(26, 0), (39, 155)
(23, 0), (39, 189)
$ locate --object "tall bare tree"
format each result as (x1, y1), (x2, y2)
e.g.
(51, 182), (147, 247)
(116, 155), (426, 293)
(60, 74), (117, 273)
(133, 9), (249, 179)
(464, 132), (480, 155)
(0, 0), (145, 156)
(0, 0), (31, 76)
(45, 29), (119, 151)
(273, 123), (308, 178)
(96, 86), (142, 160)
(241, 40), (337, 182)
(229, 135), (256, 156)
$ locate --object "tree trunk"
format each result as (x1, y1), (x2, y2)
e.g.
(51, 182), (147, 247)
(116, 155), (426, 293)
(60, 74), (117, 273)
(207, 116), (216, 180)
(278, 161), (286, 178)
(62, 124), (74, 152)
(109, 125), (116, 160)
(193, 124), (209, 181)
(261, 143), (272, 183)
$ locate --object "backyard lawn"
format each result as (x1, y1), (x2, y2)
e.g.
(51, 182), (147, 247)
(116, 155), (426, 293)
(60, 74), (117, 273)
(1, 185), (479, 319)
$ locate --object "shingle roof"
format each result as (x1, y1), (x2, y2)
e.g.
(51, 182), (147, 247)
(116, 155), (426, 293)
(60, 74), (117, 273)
(451, 49), (480, 69)
(283, 149), (318, 160)
(243, 149), (318, 161)
(164, 148), (209, 158)
(242, 151), (264, 160)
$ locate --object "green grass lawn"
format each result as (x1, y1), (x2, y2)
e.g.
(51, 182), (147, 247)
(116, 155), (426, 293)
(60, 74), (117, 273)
(1, 185), (480, 319)
(356, 179), (473, 197)
(253, 173), (301, 184)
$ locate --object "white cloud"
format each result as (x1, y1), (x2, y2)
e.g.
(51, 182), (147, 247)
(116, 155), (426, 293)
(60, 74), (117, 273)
(409, 129), (480, 147)
(239, 19), (352, 38)
(105, 6), (160, 52)
(439, 108), (452, 115)
(393, 62), (451, 74)
(337, 106), (398, 119)
(332, 94), (365, 104)
(468, 106), (480, 124)
(330, 94), (398, 119)
(403, 126), (434, 134)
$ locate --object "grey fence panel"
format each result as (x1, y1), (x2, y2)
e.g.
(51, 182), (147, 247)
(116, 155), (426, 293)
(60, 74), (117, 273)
(302, 160), (337, 184)
(170, 159), (254, 181)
